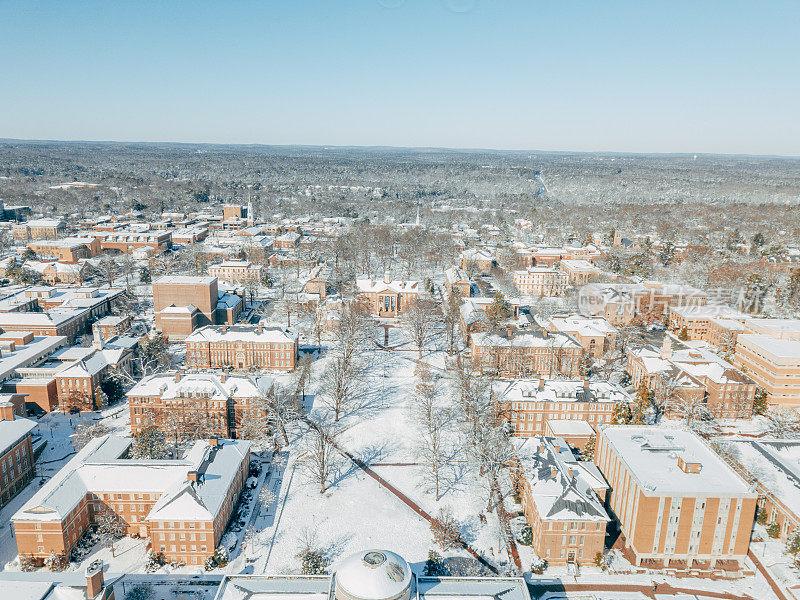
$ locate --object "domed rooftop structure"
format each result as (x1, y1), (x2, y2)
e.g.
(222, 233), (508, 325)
(334, 549), (413, 600)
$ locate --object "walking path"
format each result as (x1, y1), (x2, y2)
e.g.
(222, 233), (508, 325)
(307, 419), (499, 574)
(528, 580), (755, 600)
(748, 549), (789, 600)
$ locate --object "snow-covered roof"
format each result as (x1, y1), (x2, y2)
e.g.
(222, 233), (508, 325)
(601, 426), (754, 497)
(185, 324), (298, 344)
(737, 334), (800, 359)
(127, 372), (271, 400)
(154, 275), (216, 285)
(669, 305), (747, 320)
(548, 315), (617, 338)
(13, 435), (251, 524)
(725, 438), (800, 521)
(0, 307), (88, 327)
(559, 259), (600, 271)
(546, 419), (594, 436)
(513, 436), (609, 522)
(471, 329), (581, 349)
(496, 379), (630, 404)
(0, 334), (67, 381)
(334, 549), (411, 600)
(0, 416), (37, 456)
(356, 278), (419, 294)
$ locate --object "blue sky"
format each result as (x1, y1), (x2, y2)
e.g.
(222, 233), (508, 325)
(1, 0), (798, 155)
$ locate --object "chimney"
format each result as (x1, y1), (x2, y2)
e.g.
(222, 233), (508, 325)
(209, 437), (219, 447)
(220, 372), (226, 383)
(538, 441), (546, 455)
(85, 560), (104, 598)
(550, 466), (558, 479)
(187, 470), (198, 482)
(537, 378), (545, 391)
(91, 324), (104, 350)
(174, 371), (181, 382)
(383, 272), (390, 284)
(584, 379), (590, 390)
(257, 322), (263, 334)
(222, 323), (228, 333)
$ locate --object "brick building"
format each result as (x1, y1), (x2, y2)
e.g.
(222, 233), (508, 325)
(668, 305), (748, 341)
(27, 237), (100, 263)
(13, 218), (65, 241)
(628, 340), (756, 419)
(12, 435), (250, 566)
(595, 426), (756, 568)
(579, 282), (707, 326)
(444, 267), (471, 298)
(208, 261), (264, 285)
(511, 436), (609, 565)
(128, 371), (273, 439)
(153, 276), (243, 339)
(559, 259), (602, 285)
(356, 276), (419, 318)
(96, 229), (172, 254)
(734, 334), (800, 406)
(512, 267), (568, 297)
(546, 315), (618, 359)
(0, 407), (36, 509)
(459, 248), (494, 274)
(497, 379), (630, 450)
(0, 308), (90, 342)
(470, 328), (583, 378)
(185, 324), (298, 371)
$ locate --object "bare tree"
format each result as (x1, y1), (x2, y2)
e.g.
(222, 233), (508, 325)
(665, 390), (712, 430)
(410, 365), (449, 500)
(442, 288), (463, 355)
(431, 507), (461, 550)
(301, 422), (338, 494)
(402, 298), (438, 358)
(321, 354), (363, 422)
(767, 407), (800, 438)
(72, 421), (112, 450)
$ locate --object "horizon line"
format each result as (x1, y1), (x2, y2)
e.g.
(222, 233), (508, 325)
(1, 137), (798, 161)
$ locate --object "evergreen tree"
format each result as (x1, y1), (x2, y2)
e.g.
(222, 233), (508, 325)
(678, 326), (689, 341)
(767, 522), (781, 538)
(132, 424), (169, 459)
(581, 434), (596, 461)
(753, 387), (768, 415)
(485, 291), (512, 328)
(612, 400), (632, 425)
(631, 382), (651, 425)
(787, 529), (800, 556)
(140, 266), (152, 284)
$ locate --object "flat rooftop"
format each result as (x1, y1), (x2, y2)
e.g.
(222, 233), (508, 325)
(601, 426), (753, 497)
